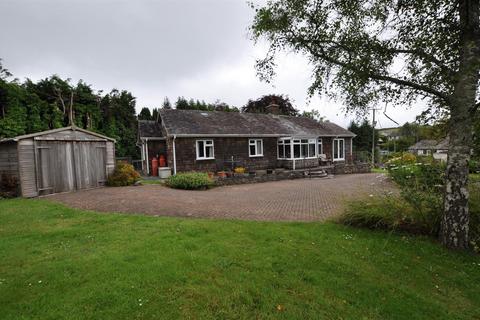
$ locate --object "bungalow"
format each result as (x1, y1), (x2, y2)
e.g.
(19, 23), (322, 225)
(138, 109), (356, 175)
(408, 138), (449, 161)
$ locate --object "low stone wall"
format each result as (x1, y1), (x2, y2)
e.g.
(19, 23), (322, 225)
(213, 163), (371, 186)
(334, 163), (371, 174)
(214, 170), (305, 186)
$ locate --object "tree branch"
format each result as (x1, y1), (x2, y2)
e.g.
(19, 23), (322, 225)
(389, 48), (455, 76)
(300, 40), (450, 103)
(53, 87), (66, 114)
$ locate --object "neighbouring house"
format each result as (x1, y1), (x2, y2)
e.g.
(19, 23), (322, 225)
(408, 138), (449, 161)
(138, 109), (357, 175)
(378, 127), (402, 141)
(0, 126), (115, 197)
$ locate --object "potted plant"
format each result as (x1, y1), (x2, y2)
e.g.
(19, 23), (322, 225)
(234, 167), (247, 177)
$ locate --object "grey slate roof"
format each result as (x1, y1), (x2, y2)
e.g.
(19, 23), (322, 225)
(408, 140), (438, 150)
(159, 109), (355, 137)
(138, 120), (163, 138)
(435, 137), (449, 150)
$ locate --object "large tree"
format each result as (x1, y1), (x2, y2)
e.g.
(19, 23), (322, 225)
(348, 120), (377, 153)
(251, 0), (480, 249)
(242, 94), (298, 115)
(0, 63), (140, 158)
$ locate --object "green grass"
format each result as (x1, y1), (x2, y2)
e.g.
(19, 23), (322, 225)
(0, 199), (479, 320)
(471, 173), (480, 183)
(371, 167), (387, 174)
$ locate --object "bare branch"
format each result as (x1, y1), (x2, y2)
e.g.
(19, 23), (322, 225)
(68, 90), (74, 126)
(53, 87), (66, 114)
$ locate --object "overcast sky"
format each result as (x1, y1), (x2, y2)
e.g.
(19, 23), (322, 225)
(0, 0), (424, 128)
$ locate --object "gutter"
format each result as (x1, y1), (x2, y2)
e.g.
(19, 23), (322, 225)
(165, 133), (356, 138)
(145, 138), (149, 175)
(172, 135), (177, 175)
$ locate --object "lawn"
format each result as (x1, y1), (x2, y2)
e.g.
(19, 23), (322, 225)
(371, 168), (387, 174)
(0, 199), (479, 320)
(471, 173), (480, 183)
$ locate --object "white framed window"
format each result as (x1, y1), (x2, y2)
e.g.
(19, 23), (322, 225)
(249, 139), (263, 157)
(277, 138), (291, 159)
(196, 139), (214, 160)
(333, 138), (345, 161)
(318, 138), (323, 155)
(278, 137), (317, 159)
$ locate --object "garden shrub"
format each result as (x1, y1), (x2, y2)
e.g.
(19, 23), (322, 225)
(165, 172), (213, 190)
(470, 159), (480, 173)
(385, 152), (417, 168)
(107, 162), (140, 187)
(339, 195), (438, 235)
(0, 174), (19, 197)
(339, 159), (480, 252)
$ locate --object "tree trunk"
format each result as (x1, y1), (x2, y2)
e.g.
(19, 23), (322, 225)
(440, 0), (480, 250)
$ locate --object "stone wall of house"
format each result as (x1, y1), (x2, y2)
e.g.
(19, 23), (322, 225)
(165, 136), (355, 173)
(167, 137), (279, 172)
(214, 170), (306, 186)
(333, 162), (371, 174)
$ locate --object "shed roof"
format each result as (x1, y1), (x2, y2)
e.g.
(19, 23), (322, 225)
(159, 109), (355, 137)
(0, 126), (116, 143)
(138, 120), (164, 139)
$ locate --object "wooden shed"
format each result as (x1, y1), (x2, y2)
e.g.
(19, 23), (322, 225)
(0, 126), (115, 197)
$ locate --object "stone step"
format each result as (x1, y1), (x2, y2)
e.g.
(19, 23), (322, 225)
(307, 170), (328, 178)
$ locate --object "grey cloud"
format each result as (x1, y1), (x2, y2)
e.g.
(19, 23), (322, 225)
(0, 0), (423, 127)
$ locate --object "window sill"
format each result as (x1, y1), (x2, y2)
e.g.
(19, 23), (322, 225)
(333, 158), (345, 162)
(196, 158), (215, 161)
(278, 157), (319, 160)
(249, 155), (264, 158)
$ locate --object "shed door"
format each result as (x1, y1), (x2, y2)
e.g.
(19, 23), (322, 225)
(35, 140), (107, 195)
(74, 142), (107, 189)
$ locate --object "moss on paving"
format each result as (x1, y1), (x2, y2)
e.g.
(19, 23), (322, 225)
(0, 199), (479, 319)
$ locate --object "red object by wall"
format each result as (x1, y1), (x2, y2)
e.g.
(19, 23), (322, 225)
(151, 158), (159, 176)
(158, 154), (166, 167)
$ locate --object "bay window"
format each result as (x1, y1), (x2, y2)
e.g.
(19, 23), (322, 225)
(278, 138), (317, 159)
(249, 139), (263, 157)
(196, 139), (214, 160)
(333, 138), (345, 161)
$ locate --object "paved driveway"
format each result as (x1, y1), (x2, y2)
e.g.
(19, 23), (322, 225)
(48, 173), (394, 221)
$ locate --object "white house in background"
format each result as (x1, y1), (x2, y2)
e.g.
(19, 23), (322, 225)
(408, 137), (449, 161)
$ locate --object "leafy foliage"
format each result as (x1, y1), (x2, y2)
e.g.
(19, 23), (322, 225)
(165, 172), (213, 190)
(106, 162), (140, 187)
(300, 109), (324, 122)
(250, 1), (480, 248)
(250, 0), (465, 113)
(138, 107), (152, 120)
(242, 94), (298, 116)
(0, 62), (139, 158)
(174, 96), (239, 112)
(340, 159), (480, 252)
(348, 120), (377, 152)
